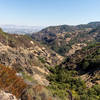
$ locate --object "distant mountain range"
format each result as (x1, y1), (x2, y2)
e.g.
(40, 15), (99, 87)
(0, 24), (45, 34)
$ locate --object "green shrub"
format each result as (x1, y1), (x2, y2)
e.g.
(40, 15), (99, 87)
(82, 61), (89, 70)
(38, 56), (46, 63)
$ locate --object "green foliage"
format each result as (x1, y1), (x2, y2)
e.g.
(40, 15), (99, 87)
(21, 72), (36, 83)
(38, 56), (46, 63)
(51, 43), (71, 56)
(80, 85), (100, 100)
(82, 61), (89, 70)
(80, 48), (100, 70)
(65, 34), (71, 38)
(72, 42), (100, 72)
(47, 65), (100, 100)
(47, 66), (86, 100)
(0, 28), (3, 32)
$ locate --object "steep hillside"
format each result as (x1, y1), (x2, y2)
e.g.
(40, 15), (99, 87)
(0, 28), (64, 99)
(47, 43), (100, 100)
(88, 26), (100, 42)
(0, 64), (59, 100)
(0, 29), (63, 85)
(0, 64), (27, 98)
(31, 22), (100, 56)
(60, 42), (100, 87)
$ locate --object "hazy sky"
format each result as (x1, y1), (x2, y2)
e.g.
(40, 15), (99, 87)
(0, 0), (100, 26)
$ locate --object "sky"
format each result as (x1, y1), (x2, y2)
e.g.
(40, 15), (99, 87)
(0, 0), (100, 26)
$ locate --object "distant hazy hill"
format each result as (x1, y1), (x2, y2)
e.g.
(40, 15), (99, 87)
(0, 24), (44, 34)
(77, 21), (100, 29)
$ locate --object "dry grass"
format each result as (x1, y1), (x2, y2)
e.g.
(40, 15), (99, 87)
(0, 64), (27, 98)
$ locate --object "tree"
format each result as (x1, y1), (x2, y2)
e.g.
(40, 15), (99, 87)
(82, 61), (89, 70)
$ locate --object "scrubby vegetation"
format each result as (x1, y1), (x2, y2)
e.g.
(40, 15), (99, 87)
(0, 64), (27, 98)
(0, 28), (34, 48)
(47, 43), (100, 100)
(38, 56), (46, 63)
(81, 47), (100, 71)
(47, 66), (100, 100)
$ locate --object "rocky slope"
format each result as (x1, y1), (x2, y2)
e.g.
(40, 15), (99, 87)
(0, 28), (63, 86)
(0, 29), (64, 99)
